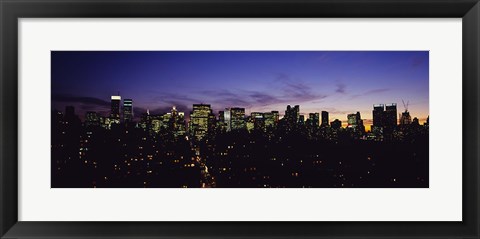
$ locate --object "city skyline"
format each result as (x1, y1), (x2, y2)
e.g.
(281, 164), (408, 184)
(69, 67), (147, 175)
(59, 96), (425, 132)
(51, 51), (429, 129)
(51, 51), (429, 188)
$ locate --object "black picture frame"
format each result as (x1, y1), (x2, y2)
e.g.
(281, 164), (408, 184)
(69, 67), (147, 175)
(1, 0), (479, 238)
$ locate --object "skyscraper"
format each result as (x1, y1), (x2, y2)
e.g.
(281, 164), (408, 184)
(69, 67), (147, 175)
(224, 110), (232, 131)
(170, 106), (186, 137)
(190, 104), (212, 140)
(230, 107), (246, 130)
(218, 111), (225, 123)
(347, 112), (364, 134)
(373, 103), (397, 128)
(372, 103), (397, 140)
(321, 111), (329, 127)
(217, 110), (226, 132)
(264, 111), (278, 130)
(251, 112), (265, 131)
(385, 103), (398, 127)
(347, 113), (358, 128)
(111, 95), (121, 124)
(123, 99), (133, 123)
(307, 113), (319, 128)
(284, 105), (300, 131)
(372, 104), (385, 128)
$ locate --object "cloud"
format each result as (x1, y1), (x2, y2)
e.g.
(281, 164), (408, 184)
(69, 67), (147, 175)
(335, 83), (346, 94)
(133, 107), (148, 117)
(52, 94), (110, 107)
(248, 92), (281, 105)
(214, 97), (251, 108)
(350, 88), (390, 99)
(364, 88), (390, 94)
(151, 93), (200, 105)
(136, 74), (329, 115)
(275, 73), (328, 102)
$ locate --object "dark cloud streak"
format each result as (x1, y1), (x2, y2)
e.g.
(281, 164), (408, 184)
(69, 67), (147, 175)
(350, 88), (390, 99)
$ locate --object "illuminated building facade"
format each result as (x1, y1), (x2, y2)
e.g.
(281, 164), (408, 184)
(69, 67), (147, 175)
(110, 95), (121, 124)
(251, 112), (264, 131)
(230, 107), (246, 130)
(224, 110), (231, 131)
(160, 106), (187, 137)
(190, 104), (212, 140)
(246, 116), (255, 132)
(347, 112), (365, 134)
(85, 111), (99, 127)
(264, 111), (278, 130)
(123, 99), (133, 123)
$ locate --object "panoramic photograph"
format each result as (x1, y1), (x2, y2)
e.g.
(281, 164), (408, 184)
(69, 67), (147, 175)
(51, 51), (429, 188)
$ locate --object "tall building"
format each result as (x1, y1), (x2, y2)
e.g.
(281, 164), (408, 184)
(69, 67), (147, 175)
(373, 103), (397, 128)
(264, 111), (278, 130)
(347, 113), (358, 128)
(190, 104), (212, 140)
(139, 109), (151, 130)
(218, 111), (225, 123)
(208, 112), (216, 136)
(347, 112), (365, 134)
(321, 111), (329, 127)
(224, 110), (231, 131)
(217, 110), (226, 132)
(308, 113), (319, 128)
(384, 103), (397, 127)
(400, 111), (412, 125)
(170, 106), (187, 137)
(251, 112), (265, 131)
(230, 107), (246, 131)
(372, 104), (385, 128)
(111, 95), (121, 124)
(356, 112), (365, 134)
(123, 99), (133, 123)
(284, 105), (300, 130)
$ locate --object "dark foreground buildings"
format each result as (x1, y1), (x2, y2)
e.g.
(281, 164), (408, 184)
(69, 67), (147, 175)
(52, 97), (429, 188)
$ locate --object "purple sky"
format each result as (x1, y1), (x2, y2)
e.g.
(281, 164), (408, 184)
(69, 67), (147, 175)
(51, 51), (429, 128)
